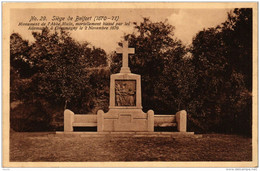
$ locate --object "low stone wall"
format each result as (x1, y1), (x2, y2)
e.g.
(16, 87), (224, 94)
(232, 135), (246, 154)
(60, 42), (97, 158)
(64, 109), (187, 132)
(64, 109), (97, 132)
(154, 111), (187, 132)
(154, 115), (176, 127)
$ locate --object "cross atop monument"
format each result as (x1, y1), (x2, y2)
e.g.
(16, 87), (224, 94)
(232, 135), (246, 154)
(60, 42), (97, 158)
(116, 41), (135, 73)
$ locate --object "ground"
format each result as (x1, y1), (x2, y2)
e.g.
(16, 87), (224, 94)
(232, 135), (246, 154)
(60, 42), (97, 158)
(10, 132), (252, 161)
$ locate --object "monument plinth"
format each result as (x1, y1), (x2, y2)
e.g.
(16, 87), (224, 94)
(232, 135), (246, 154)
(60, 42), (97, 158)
(97, 41), (154, 132)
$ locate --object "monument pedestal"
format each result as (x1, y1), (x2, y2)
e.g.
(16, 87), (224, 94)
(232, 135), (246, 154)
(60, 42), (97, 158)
(97, 41), (155, 132)
(98, 72), (154, 132)
(98, 109), (154, 132)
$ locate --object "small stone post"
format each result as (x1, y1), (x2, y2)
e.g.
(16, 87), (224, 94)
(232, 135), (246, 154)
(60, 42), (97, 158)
(64, 109), (74, 132)
(176, 110), (187, 132)
(147, 110), (154, 132)
(97, 110), (104, 132)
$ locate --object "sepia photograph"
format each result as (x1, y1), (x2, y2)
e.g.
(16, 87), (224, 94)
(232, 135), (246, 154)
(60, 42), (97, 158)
(2, 2), (258, 167)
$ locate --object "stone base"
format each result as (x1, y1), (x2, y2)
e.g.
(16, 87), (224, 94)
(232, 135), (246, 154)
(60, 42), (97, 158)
(53, 131), (201, 138)
(97, 109), (154, 132)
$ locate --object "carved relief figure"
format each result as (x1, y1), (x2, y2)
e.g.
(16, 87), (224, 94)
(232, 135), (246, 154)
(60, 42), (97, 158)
(115, 80), (136, 106)
(115, 83), (122, 106)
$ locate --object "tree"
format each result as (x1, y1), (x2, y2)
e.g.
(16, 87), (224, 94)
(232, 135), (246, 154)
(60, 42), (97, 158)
(190, 8), (252, 135)
(26, 28), (108, 113)
(10, 33), (36, 103)
(29, 29), (92, 112)
(10, 28), (109, 131)
(10, 33), (34, 78)
(86, 46), (107, 68)
(222, 8), (252, 91)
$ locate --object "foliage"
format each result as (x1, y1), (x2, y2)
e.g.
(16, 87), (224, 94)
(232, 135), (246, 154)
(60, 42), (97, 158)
(10, 33), (34, 78)
(30, 29), (92, 112)
(190, 8), (252, 135)
(88, 68), (110, 113)
(10, 100), (53, 132)
(10, 28), (108, 131)
(10, 33), (35, 102)
(223, 8), (252, 91)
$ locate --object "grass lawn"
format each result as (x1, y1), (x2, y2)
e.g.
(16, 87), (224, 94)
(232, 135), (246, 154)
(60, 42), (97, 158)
(10, 132), (252, 161)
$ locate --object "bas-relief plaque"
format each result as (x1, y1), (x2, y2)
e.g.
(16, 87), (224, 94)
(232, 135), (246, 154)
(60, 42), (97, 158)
(115, 80), (136, 106)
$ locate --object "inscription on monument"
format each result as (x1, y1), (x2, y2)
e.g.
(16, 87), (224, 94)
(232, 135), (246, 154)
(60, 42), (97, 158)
(115, 80), (136, 106)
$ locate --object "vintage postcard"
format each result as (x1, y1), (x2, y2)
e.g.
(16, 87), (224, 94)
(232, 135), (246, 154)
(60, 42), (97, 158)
(2, 2), (258, 168)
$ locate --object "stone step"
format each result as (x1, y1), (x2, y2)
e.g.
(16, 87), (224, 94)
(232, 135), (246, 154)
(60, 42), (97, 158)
(154, 123), (177, 127)
(53, 131), (202, 138)
(72, 123), (97, 127)
(71, 123), (177, 127)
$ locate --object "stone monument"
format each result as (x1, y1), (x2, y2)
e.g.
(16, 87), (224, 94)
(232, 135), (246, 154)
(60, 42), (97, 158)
(63, 40), (188, 134)
(97, 41), (154, 132)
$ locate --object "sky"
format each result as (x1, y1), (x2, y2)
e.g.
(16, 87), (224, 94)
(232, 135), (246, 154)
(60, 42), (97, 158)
(10, 8), (232, 53)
